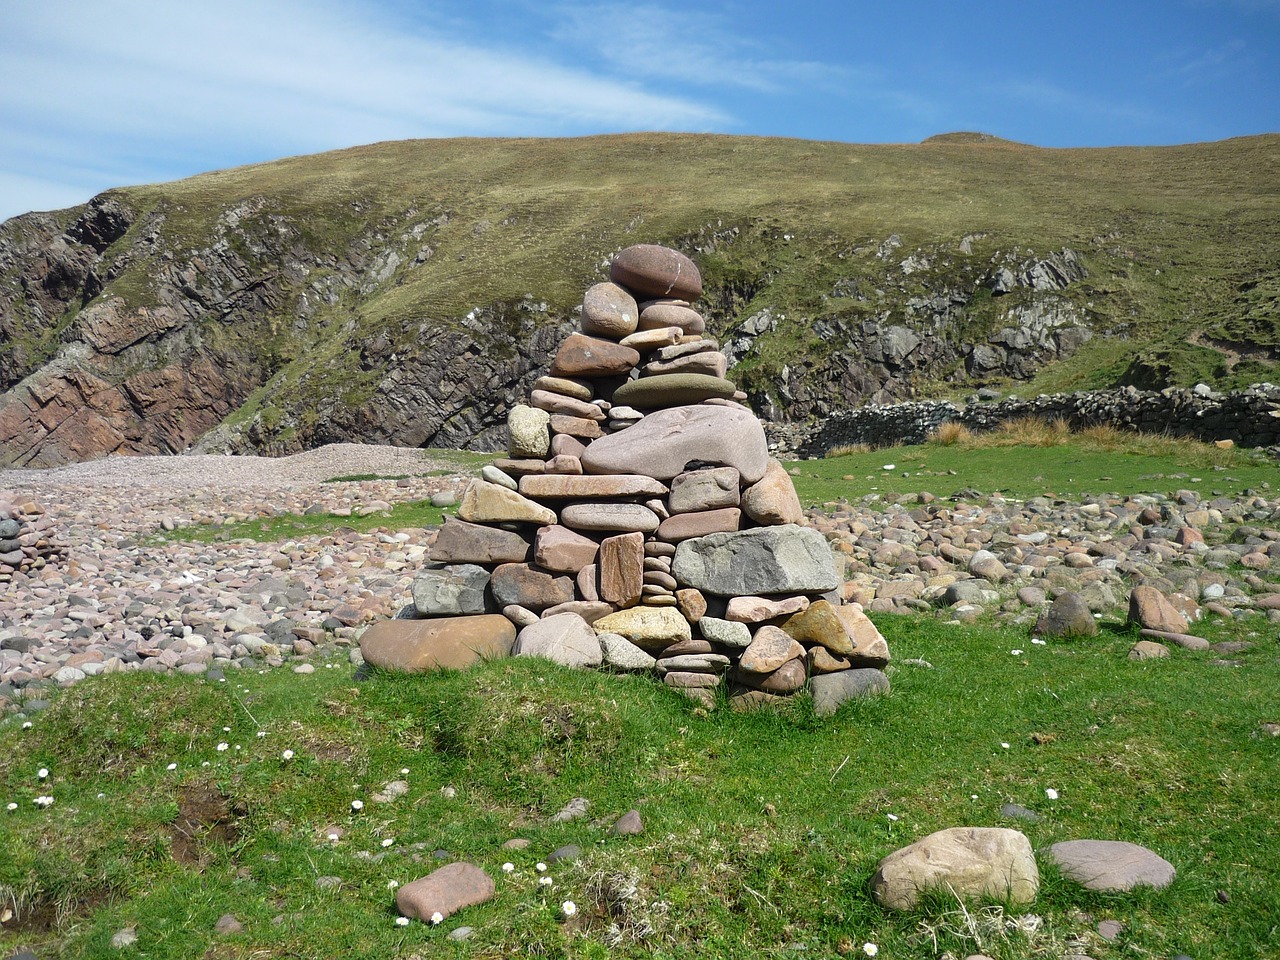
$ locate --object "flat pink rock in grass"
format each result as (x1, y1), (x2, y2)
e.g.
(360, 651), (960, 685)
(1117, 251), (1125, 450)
(396, 862), (495, 922)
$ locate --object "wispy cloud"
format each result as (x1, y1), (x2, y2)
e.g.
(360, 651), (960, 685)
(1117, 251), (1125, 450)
(546, 2), (853, 95)
(0, 0), (731, 220)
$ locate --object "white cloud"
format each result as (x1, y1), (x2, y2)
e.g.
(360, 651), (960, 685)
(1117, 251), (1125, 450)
(0, 0), (731, 221)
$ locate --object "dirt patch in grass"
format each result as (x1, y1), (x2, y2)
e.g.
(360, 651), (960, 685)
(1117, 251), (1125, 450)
(169, 784), (248, 867)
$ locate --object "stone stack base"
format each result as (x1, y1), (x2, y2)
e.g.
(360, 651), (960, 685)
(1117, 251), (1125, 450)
(0, 492), (67, 584)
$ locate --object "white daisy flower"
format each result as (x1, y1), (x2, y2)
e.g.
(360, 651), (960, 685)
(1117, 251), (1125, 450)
(430, 911), (444, 925)
(394, 916), (410, 926)
(561, 900), (578, 918)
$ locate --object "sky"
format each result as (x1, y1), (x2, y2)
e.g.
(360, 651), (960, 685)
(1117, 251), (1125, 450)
(1, 0), (1277, 223)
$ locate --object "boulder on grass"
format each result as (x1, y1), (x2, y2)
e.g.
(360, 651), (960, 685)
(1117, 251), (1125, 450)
(359, 616), (515, 672)
(396, 862), (495, 922)
(872, 826), (1039, 911)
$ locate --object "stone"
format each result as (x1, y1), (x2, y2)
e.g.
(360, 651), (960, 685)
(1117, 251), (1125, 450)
(503, 604), (540, 628)
(548, 843), (583, 863)
(581, 403), (770, 483)
(560, 502), (660, 534)
(739, 626), (807, 674)
(542, 600), (613, 623)
(359, 616), (516, 672)
(598, 532), (644, 606)
(1048, 840), (1176, 892)
(675, 588), (707, 621)
(642, 348), (726, 378)
(458, 480), (557, 526)
(513, 613), (602, 668)
(638, 300), (705, 332)
(430, 517), (531, 564)
(534, 525), (599, 574)
(740, 459), (804, 526)
(611, 244), (702, 301)
(613, 810), (644, 835)
(599, 632), (656, 671)
(871, 827), (1038, 911)
(808, 645), (851, 673)
(519, 474), (668, 500)
(1128, 585), (1190, 634)
(592, 606), (691, 651)
(673, 525), (839, 596)
(656, 507), (742, 542)
(657, 653), (732, 674)
(611, 373), (737, 409)
(736, 657), (807, 693)
(490, 563), (575, 611)
(549, 433), (588, 458)
(508, 405), (551, 459)
(782, 599), (847, 651)
(530, 389), (606, 421)
(214, 914), (244, 935)
(969, 550), (1010, 582)
(664, 670), (721, 688)
(552, 797), (590, 822)
(550, 334), (640, 378)
(620, 326), (681, 350)
(726, 594), (810, 623)
(811, 668), (891, 716)
(581, 281), (639, 338)
(490, 458), (544, 477)
(411, 563), (491, 616)
(534, 375), (592, 401)
(1140, 628), (1210, 650)
(548, 414), (604, 440)
(1034, 593), (1098, 638)
(697, 616), (752, 648)
(728, 686), (791, 712)
(480, 464), (518, 490)
(1130, 639), (1170, 660)
(396, 862), (495, 922)
(668, 467), (740, 514)
(831, 603), (891, 666)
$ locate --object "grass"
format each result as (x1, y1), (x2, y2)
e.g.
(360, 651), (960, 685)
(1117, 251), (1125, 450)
(1, 614), (1277, 959)
(148, 499), (456, 545)
(7, 133), (1278, 448)
(795, 423), (1277, 506)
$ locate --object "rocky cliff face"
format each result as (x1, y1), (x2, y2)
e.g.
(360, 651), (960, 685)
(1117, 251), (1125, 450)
(1, 134), (1274, 466)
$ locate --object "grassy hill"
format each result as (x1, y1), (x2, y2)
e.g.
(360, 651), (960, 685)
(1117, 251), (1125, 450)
(2, 133), (1278, 462)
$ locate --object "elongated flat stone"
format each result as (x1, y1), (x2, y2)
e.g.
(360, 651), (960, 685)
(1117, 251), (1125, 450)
(620, 326), (682, 351)
(638, 301), (705, 333)
(458, 480), (557, 526)
(530, 389), (606, 421)
(534, 375), (592, 401)
(611, 374), (736, 410)
(550, 334), (640, 378)
(548, 414), (603, 440)
(581, 404), (769, 483)
(642, 352), (727, 379)
(429, 518), (531, 564)
(519, 474), (669, 500)
(672, 525), (839, 596)
(561, 502), (660, 534)
(592, 606), (691, 651)
(656, 507), (741, 542)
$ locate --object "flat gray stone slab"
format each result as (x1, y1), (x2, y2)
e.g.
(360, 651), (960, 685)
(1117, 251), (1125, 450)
(1048, 839), (1176, 892)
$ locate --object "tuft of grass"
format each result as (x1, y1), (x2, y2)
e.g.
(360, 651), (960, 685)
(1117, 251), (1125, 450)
(929, 421), (973, 446)
(825, 442), (873, 458)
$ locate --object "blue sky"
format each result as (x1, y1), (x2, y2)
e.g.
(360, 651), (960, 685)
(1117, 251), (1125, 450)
(1, 0), (1277, 223)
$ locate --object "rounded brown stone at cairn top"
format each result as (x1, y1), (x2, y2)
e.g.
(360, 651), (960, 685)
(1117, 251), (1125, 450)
(610, 244), (702, 302)
(581, 282), (639, 339)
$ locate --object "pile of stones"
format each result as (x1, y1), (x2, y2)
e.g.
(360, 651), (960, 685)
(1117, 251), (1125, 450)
(0, 491), (66, 585)
(360, 244), (891, 712)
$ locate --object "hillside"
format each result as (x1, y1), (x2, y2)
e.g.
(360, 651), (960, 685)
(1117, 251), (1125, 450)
(1, 132), (1277, 466)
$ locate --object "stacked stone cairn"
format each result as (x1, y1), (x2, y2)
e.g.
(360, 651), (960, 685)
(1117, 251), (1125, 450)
(359, 244), (891, 712)
(0, 491), (67, 585)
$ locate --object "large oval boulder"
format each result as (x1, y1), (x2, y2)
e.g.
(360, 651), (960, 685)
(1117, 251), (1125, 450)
(610, 244), (702, 301)
(611, 373), (736, 409)
(359, 616), (516, 672)
(872, 827), (1039, 911)
(671, 525), (840, 597)
(581, 404), (769, 484)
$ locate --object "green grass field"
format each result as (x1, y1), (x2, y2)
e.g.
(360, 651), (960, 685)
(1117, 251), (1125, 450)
(4, 436), (1280, 958)
(2, 618), (1276, 959)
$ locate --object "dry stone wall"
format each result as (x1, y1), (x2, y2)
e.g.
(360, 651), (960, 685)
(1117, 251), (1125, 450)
(793, 383), (1280, 457)
(360, 244), (891, 713)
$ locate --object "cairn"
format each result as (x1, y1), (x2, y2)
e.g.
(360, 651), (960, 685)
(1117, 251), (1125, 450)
(0, 492), (67, 585)
(360, 244), (890, 712)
